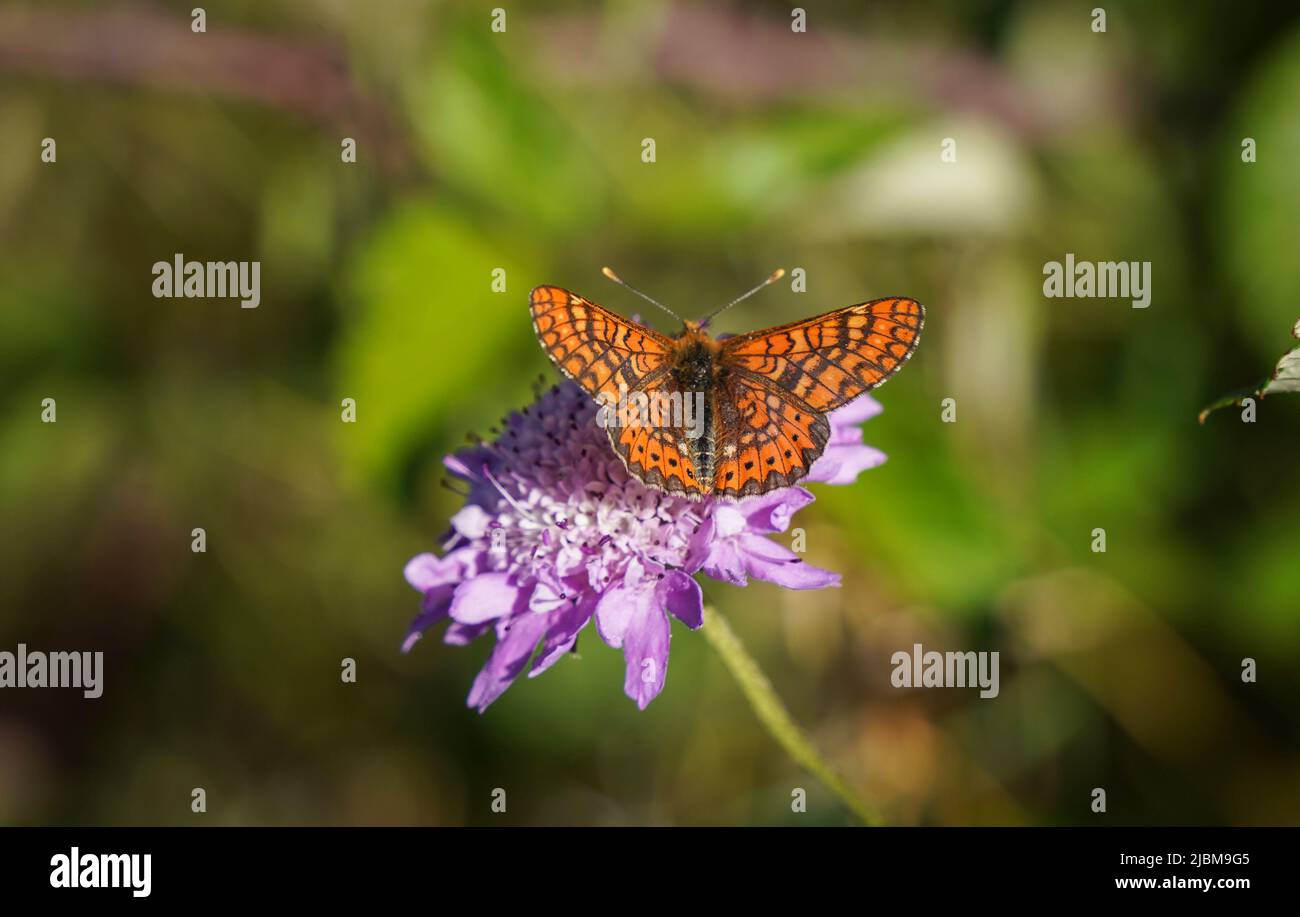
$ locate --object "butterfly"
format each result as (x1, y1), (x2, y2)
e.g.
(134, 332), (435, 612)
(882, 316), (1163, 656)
(530, 268), (924, 499)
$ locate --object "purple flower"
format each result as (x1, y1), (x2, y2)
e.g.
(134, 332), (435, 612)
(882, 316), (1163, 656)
(403, 382), (886, 711)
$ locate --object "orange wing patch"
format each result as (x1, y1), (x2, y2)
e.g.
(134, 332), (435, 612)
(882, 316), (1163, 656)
(711, 375), (829, 498)
(530, 286), (673, 401)
(720, 297), (924, 412)
(610, 399), (707, 498)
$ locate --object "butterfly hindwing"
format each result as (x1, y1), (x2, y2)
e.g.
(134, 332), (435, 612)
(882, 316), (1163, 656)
(711, 373), (829, 498)
(608, 380), (708, 497)
(530, 285), (673, 401)
(719, 297), (924, 412)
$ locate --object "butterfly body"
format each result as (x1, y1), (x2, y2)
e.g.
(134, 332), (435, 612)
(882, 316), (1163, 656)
(530, 284), (923, 500)
(663, 329), (721, 484)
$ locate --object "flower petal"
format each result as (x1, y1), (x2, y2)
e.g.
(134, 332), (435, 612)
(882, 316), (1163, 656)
(622, 605), (670, 709)
(528, 568), (580, 615)
(442, 454), (474, 478)
(701, 538), (749, 586)
(829, 395), (882, 427)
(529, 598), (595, 677)
(444, 621), (490, 646)
(735, 534), (841, 589)
(713, 504), (747, 538)
(449, 573), (526, 624)
(621, 556), (652, 591)
(466, 612), (551, 712)
(681, 513), (715, 573)
(806, 443), (887, 485)
(403, 548), (476, 592)
(450, 505), (492, 538)
(660, 571), (703, 629)
(594, 582), (648, 648)
(737, 487), (814, 534)
(401, 582), (458, 652)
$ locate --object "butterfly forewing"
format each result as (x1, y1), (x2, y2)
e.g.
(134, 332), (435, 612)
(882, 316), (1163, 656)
(720, 297), (924, 412)
(530, 286), (674, 401)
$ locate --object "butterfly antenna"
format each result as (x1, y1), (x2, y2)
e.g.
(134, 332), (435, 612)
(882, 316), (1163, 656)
(601, 266), (684, 324)
(698, 269), (786, 328)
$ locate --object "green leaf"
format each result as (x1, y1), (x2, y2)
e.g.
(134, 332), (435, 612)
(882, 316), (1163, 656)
(1199, 316), (1300, 422)
(1261, 347), (1300, 396)
(334, 202), (541, 485)
(1197, 383), (1267, 424)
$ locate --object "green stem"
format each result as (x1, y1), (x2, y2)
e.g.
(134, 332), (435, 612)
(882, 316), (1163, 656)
(701, 605), (879, 825)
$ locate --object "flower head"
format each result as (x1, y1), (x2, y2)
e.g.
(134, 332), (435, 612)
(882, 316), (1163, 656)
(403, 381), (885, 711)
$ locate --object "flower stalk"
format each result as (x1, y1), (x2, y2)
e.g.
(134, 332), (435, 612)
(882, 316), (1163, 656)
(702, 605), (879, 825)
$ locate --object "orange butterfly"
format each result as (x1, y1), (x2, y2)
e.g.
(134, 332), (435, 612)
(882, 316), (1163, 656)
(530, 268), (924, 499)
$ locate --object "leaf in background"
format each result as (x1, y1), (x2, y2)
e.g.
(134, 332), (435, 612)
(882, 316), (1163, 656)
(335, 201), (539, 487)
(1263, 347), (1300, 396)
(405, 32), (600, 232)
(1198, 319), (1300, 423)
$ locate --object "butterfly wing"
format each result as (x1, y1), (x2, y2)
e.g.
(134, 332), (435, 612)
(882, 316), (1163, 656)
(710, 297), (923, 497)
(709, 372), (830, 498)
(719, 297), (924, 412)
(607, 377), (709, 498)
(531, 285), (707, 496)
(530, 286), (675, 400)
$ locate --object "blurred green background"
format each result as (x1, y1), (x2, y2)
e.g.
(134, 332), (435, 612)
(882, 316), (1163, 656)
(1, 0), (1299, 826)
